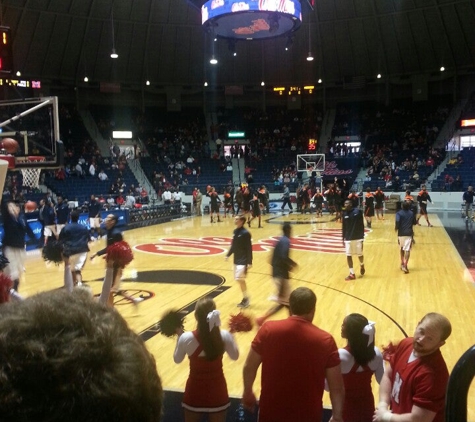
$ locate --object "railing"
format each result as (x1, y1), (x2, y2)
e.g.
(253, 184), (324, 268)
(445, 344), (475, 422)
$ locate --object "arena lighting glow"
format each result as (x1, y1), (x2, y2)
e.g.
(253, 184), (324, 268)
(112, 131), (133, 139)
(228, 131), (245, 138)
(461, 119), (475, 127)
(202, 0), (302, 40)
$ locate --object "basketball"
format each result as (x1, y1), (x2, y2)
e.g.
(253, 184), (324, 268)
(1, 138), (19, 154)
(24, 200), (38, 212)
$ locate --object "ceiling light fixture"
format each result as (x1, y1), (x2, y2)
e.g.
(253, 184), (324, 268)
(210, 56), (218, 65)
(307, 22), (314, 61)
(110, 7), (118, 59)
(377, 73), (382, 79)
(146, 80), (150, 86)
(16, 71), (21, 77)
(84, 76), (89, 82)
(204, 82), (208, 87)
(318, 78), (322, 83)
(440, 66), (445, 72)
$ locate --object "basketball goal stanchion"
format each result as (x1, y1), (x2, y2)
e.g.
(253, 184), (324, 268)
(18, 156), (46, 189)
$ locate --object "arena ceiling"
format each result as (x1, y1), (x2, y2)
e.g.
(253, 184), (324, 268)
(2, 0), (475, 89)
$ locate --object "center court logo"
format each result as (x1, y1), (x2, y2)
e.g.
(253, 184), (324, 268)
(134, 228), (355, 256)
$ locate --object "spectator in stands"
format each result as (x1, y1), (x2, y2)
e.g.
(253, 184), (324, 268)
(140, 188), (149, 203)
(453, 175), (463, 191)
(0, 289), (163, 421)
(125, 192), (136, 209)
(98, 169), (108, 181)
(55, 167), (66, 180)
(444, 174), (454, 191)
(89, 162), (96, 177)
(116, 193), (125, 206)
(107, 194), (116, 207)
(75, 162), (84, 178)
(162, 188), (172, 205)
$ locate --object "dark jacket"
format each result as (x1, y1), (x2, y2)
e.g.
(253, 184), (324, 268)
(342, 207), (365, 241)
(97, 226), (123, 256)
(59, 222), (90, 256)
(1, 202), (36, 248)
(226, 226), (252, 265)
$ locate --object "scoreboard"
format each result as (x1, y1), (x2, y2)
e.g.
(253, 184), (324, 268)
(0, 27), (13, 74)
(0, 78), (41, 89)
(273, 85), (315, 96)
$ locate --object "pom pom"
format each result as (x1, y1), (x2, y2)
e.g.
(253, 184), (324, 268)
(229, 312), (253, 333)
(0, 273), (13, 304)
(0, 254), (9, 271)
(160, 310), (185, 337)
(382, 341), (399, 362)
(42, 240), (64, 264)
(106, 241), (134, 268)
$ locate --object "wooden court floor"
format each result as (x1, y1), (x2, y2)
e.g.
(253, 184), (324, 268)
(20, 211), (475, 420)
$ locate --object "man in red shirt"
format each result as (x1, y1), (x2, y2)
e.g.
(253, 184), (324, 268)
(374, 313), (452, 422)
(242, 287), (344, 422)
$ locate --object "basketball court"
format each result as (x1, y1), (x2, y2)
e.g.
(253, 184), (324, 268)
(14, 208), (475, 420)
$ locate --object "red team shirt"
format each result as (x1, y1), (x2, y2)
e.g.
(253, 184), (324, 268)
(389, 338), (448, 422)
(252, 316), (340, 422)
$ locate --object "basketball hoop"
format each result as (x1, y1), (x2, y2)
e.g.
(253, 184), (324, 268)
(20, 156), (46, 188)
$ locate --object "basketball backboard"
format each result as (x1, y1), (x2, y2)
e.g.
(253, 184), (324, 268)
(0, 97), (63, 169)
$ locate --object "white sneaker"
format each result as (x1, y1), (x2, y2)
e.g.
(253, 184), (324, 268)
(133, 297), (144, 304)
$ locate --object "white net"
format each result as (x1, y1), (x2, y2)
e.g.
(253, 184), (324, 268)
(20, 157), (46, 188)
(21, 168), (42, 188)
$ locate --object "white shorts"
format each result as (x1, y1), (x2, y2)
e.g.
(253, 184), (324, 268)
(3, 246), (26, 281)
(44, 225), (57, 237)
(344, 240), (364, 256)
(56, 224), (66, 234)
(234, 264), (248, 281)
(398, 236), (413, 251)
(89, 217), (101, 228)
(69, 252), (88, 272)
(272, 277), (290, 305)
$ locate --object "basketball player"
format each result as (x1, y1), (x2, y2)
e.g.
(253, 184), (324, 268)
(342, 199), (365, 281)
(225, 215), (253, 308)
(248, 193), (262, 228)
(59, 210), (90, 289)
(395, 201), (415, 273)
(88, 194), (102, 240)
(208, 187), (222, 223)
(256, 222), (297, 326)
(416, 185), (433, 227)
(364, 187), (375, 228)
(374, 187), (385, 220)
(1, 199), (36, 294)
(311, 188), (324, 217)
(55, 195), (70, 235)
